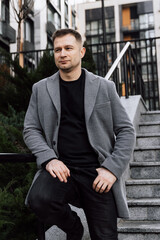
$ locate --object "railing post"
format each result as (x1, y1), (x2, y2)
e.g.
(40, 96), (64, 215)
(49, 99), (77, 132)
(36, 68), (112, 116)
(150, 38), (156, 110)
(128, 46), (133, 95)
(145, 39), (151, 110)
(123, 55), (129, 98)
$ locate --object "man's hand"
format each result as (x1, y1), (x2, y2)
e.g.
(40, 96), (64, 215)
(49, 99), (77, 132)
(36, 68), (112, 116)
(92, 168), (117, 193)
(46, 159), (70, 183)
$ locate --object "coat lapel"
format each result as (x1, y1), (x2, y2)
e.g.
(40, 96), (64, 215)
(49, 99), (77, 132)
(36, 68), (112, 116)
(46, 72), (61, 119)
(84, 70), (100, 124)
(46, 69), (100, 124)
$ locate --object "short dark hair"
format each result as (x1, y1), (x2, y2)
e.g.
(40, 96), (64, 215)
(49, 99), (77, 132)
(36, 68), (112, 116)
(52, 28), (82, 47)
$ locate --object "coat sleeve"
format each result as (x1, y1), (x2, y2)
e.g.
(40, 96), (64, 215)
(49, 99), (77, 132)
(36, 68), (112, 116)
(101, 81), (136, 179)
(23, 84), (58, 168)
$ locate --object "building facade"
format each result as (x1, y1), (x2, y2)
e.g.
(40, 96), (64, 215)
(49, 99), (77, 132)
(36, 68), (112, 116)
(10, 0), (76, 53)
(76, 0), (160, 109)
(33, 0), (76, 50)
(0, 0), (16, 52)
(76, 0), (160, 46)
(8, 0), (76, 70)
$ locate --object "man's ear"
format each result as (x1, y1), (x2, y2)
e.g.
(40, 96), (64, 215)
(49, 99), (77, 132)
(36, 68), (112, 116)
(80, 47), (86, 59)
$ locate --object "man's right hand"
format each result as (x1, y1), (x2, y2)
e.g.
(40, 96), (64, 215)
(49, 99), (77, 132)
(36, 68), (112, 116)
(46, 159), (70, 183)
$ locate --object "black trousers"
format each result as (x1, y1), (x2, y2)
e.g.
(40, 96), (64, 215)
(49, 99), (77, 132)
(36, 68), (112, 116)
(28, 167), (118, 240)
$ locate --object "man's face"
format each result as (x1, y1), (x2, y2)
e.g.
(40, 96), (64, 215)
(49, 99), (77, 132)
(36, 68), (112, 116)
(54, 34), (85, 73)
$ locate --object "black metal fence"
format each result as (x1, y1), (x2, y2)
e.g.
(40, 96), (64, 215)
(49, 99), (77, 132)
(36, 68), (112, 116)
(88, 37), (160, 110)
(9, 37), (160, 110)
(104, 43), (145, 104)
(10, 48), (54, 72)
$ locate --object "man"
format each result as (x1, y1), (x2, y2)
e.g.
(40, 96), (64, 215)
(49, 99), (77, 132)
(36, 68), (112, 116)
(23, 29), (135, 240)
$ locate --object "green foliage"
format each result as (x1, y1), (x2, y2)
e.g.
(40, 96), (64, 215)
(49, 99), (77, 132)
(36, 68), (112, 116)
(0, 105), (25, 129)
(0, 48), (58, 114)
(35, 50), (58, 79)
(0, 105), (37, 239)
(0, 48), (33, 113)
(0, 106), (27, 153)
(82, 41), (96, 73)
(0, 164), (37, 240)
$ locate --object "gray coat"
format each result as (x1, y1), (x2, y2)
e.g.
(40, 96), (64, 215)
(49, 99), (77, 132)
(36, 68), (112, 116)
(23, 69), (135, 218)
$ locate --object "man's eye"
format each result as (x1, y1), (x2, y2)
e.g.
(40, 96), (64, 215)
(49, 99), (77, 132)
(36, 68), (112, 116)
(55, 49), (61, 52)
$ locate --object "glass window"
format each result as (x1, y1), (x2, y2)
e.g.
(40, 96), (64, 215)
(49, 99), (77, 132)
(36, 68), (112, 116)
(86, 38), (91, 45)
(86, 22), (90, 31)
(131, 18), (139, 30)
(140, 30), (155, 39)
(72, 13), (76, 29)
(148, 65), (153, 80)
(141, 48), (147, 63)
(48, 8), (61, 29)
(91, 37), (99, 44)
(148, 13), (154, 28)
(148, 29), (155, 38)
(47, 38), (54, 55)
(54, 12), (61, 29)
(65, 3), (68, 21)
(92, 46), (98, 53)
(106, 34), (115, 43)
(86, 21), (102, 35)
(140, 31), (146, 39)
(86, 22), (91, 35)
(99, 20), (103, 34)
(91, 21), (98, 35)
(47, 40), (53, 49)
(110, 19), (115, 31)
(54, 0), (61, 10)
(99, 35), (103, 44)
(142, 65), (147, 79)
(139, 13), (154, 29)
(48, 8), (54, 22)
(1, 2), (6, 21)
(139, 14), (148, 29)
(25, 20), (33, 42)
(150, 47), (155, 62)
(105, 18), (115, 33)
(1, 1), (9, 23)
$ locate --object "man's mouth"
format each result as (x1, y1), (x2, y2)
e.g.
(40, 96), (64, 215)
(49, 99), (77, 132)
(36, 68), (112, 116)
(59, 60), (69, 64)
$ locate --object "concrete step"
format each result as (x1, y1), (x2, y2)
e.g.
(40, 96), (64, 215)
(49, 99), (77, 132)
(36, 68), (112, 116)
(130, 162), (160, 179)
(141, 111), (160, 122)
(134, 146), (160, 162)
(118, 111), (160, 239)
(118, 220), (160, 240)
(126, 179), (160, 198)
(128, 198), (160, 221)
(136, 133), (160, 147)
(139, 121), (160, 133)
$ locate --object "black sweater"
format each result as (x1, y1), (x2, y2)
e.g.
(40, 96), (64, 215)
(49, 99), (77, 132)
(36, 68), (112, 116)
(57, 70), (99, 168)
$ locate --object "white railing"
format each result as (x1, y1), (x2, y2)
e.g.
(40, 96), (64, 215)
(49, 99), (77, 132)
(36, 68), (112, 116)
(105, 42), (131, 81)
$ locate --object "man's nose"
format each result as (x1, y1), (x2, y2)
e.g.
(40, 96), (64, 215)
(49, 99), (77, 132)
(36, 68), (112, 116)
(60, 49), (66, 57)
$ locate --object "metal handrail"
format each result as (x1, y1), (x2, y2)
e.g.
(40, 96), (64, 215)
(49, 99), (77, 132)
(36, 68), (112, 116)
(0, 153), (35, 163)
(105, 42), (131, 80)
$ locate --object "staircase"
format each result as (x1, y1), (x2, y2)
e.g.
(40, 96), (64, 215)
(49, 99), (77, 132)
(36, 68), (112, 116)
(118, 111), (160, 240)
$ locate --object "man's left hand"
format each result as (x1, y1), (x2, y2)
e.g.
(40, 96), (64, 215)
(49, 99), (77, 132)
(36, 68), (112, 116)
(92, 168), (117, 193)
